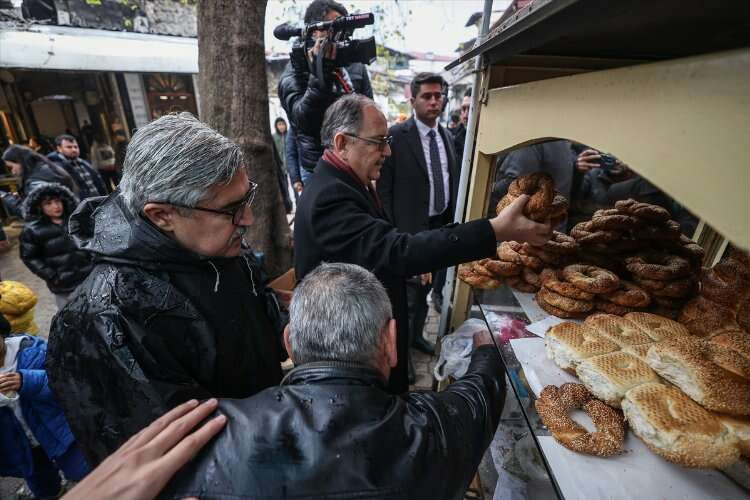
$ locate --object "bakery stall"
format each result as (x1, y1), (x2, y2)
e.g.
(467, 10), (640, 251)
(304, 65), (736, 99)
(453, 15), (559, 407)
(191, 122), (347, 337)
(440, 0), (750, 498)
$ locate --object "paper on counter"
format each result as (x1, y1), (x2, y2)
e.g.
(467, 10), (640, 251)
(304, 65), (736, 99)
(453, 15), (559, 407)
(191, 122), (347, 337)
(511, 290), (548, 323)
(538, 434), (746, 500)
(509, 338), (578, 398)
(525, 316), (567, 338)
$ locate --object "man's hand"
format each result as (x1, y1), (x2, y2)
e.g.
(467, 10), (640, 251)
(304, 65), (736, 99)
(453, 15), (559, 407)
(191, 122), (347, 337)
(472, 330), (494, 348)
(62, 399), (226, 500)
(490, 195), (552, 246)
(307, 36), (337, 64)
(575, 149), (601, 172)
(293, 182), (304, 193)
(0, 373), (21, 393)
(420, 273), (432, 286)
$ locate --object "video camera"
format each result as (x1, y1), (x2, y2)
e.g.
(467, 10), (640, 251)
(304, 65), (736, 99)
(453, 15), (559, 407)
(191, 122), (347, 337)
(274, 13), (377, 73)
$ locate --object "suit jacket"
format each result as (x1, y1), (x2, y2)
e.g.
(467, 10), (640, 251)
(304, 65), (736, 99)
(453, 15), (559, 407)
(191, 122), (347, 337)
(377, 117), (460, 234)
(294, 159), (496, 393)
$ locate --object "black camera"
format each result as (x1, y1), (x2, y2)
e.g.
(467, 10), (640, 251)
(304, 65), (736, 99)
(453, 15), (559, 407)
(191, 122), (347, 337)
(599, 152), (617, 171)
(274, 13), (377, 73)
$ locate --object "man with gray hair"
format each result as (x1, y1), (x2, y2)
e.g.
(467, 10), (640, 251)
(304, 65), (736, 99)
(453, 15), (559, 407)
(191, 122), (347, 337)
(46, 113), (286, 464)
(163, 262), (505, 499)
(295, 94), (552, 393)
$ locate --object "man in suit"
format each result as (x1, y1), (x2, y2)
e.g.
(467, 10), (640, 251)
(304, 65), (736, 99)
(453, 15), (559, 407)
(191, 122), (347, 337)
(294, 94), (551, 394)
(377, 73), (456, 376)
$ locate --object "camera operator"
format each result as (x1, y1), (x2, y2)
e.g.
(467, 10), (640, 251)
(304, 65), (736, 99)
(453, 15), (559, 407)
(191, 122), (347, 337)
(277, 0), (373, 177)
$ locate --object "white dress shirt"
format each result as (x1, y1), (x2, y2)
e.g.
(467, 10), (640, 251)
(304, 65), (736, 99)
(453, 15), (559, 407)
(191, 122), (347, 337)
(415, 118), (450, 217)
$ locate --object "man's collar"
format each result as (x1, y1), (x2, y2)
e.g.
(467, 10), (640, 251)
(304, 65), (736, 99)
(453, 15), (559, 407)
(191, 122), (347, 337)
(281, 360), (387, 388)
(414, 116), (438, 136)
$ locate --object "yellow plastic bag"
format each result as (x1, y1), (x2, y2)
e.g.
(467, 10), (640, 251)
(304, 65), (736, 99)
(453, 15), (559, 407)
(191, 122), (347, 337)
(0, 281), (38, 316)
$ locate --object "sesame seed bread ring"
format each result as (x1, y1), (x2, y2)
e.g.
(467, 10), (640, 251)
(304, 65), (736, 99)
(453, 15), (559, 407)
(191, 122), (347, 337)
(589, 214), (641, 232)
(458, 264), (502, 289)
(471, 258), (497, 278)
(711, 331), (750, 361)
(614, 199), (671, 223)
(541, 231), (579, 255)
(652, 296), (686, 310)
(497, 241), (523, 264)
(625, 252), (692, 280)
(537, 295), (590, 319)
(570, 221), (623, 245)
(519, 242), (561, 265)
(650, 279), (697, 300)
(622, 382), (740, 468)
(634, 223), (681, 241)
(603, 280), (652, 308)
(522, 266), (542, 288)
(535, 383), (625, 457)
(595, 299), (637, 316)
(543, 279), (596, 301)
(538, 287), (594, 313)
(505, 172), (555, 222)
(702, 270), (744, 308)
(483, 258), (522, 278)
(562, 264), (620, 294)
(678, 296), (740, 337)
(738, 297), (750, 332)
(510, 279), (540, 293)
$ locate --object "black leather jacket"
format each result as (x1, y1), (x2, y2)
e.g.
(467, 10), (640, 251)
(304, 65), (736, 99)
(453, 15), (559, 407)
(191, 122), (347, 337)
(278, 61), (373, 172)
(163, 345), (506, 499)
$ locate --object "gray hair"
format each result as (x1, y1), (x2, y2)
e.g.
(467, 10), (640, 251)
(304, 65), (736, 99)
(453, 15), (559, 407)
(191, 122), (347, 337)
(119, 112), (244, 214)
(288, 262), (392, 366)
(320, 94), (379, 148)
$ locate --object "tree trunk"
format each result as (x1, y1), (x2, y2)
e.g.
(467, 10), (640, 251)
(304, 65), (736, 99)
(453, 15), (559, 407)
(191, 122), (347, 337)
(197, 0), (292, 277)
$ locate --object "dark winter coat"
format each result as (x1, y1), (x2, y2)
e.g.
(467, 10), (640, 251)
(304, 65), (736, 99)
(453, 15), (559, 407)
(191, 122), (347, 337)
(294, 159), (497, 393)
(19, 183), (92, 294)
(20, 160), (76, 199)
(163, 346), (506, 500)
(378, 117), (460, 234)
(278, 62), (373, 172)
(452, 122), (467, 165)
(46, 152), (107, 200)
(0, 335), (79, 477)
(46, 193), (286, 465)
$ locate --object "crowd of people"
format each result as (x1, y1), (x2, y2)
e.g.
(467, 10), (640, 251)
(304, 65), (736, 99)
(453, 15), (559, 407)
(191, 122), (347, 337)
(0, 1), (698, 498)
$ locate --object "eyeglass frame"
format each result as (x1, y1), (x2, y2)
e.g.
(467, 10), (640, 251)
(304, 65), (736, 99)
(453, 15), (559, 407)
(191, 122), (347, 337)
(342, 133), (393, 151)
(158, 180), (258, 226)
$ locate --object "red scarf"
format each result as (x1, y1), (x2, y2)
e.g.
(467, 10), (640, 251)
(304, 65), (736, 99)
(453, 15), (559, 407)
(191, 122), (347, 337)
(322, 149), (383, 212)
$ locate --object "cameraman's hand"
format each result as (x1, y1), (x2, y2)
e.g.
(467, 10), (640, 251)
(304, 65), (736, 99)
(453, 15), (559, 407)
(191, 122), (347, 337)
(307, 37), (337, 64)
(490, 195), (552, 246)
(576, 149), (601, 172)
(473, 330), (494, 348)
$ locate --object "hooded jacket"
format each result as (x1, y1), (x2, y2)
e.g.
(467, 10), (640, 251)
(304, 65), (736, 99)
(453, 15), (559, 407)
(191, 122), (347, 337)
(163, 346), (506, 500)
(0, 335), (81, 478)
(278, 62), (373, 173)
(45, 193), (285, 464)
(19, 183), (92, 294)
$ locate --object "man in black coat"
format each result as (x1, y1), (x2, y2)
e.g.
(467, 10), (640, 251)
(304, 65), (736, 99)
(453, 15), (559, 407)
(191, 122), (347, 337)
(378, 72), (458, 373)
(295, 94), (551, 393)
(47, 134), (107, 200)
(164, 263), (506, 500)
(277, 0), (373, 175)
(46, 113), (286, 465)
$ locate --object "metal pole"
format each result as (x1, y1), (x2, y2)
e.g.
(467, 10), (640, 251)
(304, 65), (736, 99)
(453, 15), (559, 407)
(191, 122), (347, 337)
(437, 0), (493, 338)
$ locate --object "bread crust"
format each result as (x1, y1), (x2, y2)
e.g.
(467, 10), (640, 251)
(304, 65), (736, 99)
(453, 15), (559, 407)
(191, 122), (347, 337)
(562, 264), (620, 294)
(538, 287), (594, 313)
(646, 337), (750, 416)
(576, 351), (661, 407)
(584, 314), (655, 346)
(678, 296), (740, 337)
(624, 312), (689, 341)
(622, 383), (740, 468)
(625, 252), (692, 280)
(603, 280), (652, 308)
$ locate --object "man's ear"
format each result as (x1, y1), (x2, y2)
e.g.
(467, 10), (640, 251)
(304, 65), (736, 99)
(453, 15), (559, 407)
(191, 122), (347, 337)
(410, 96), (416, 108)
(283, 325), (294, 363)
(142, 203), (177, 232)
(384, 319), (397, 368)
(332, 132), (348, 154)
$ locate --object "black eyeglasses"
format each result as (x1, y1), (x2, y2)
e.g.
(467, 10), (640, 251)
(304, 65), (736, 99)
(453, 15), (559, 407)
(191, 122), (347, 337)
(164, 181), (258, 225)
(343, 133), (393, 151)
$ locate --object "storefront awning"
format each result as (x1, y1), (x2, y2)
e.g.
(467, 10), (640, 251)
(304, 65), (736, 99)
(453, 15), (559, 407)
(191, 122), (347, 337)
(0, 25), (198, 73)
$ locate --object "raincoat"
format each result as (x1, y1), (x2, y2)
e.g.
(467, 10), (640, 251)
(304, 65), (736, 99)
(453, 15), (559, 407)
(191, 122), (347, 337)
(163, 346), (506, 499)
(46, 193), (286, 464)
